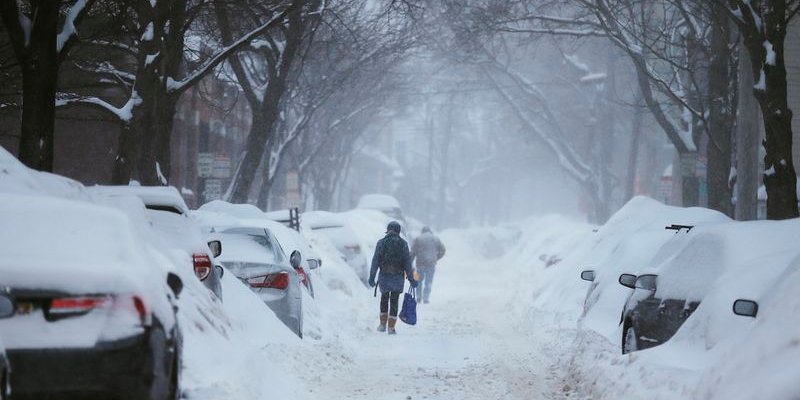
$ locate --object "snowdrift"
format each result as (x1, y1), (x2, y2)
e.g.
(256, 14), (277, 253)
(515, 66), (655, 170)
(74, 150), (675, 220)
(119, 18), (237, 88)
(506, 196), (800, 399)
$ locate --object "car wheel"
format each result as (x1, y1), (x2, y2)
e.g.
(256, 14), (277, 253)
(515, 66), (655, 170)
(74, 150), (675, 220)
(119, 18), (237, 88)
(623, 325), (638, 354)
(168, 351), (180, 400)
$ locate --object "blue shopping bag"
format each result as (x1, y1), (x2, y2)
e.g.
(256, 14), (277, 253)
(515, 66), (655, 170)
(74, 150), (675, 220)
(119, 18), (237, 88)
(399, 287), (417, 325)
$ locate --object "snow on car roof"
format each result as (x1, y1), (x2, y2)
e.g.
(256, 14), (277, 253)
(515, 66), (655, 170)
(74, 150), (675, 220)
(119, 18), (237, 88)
(651, 219), (800, 302)
(302, 211), (345, 229)
(199, 200), (265, 219)
(0, 146), (87, 200)
(87, 185), (189, 215)
(0, 194), (150, 294)
(356, 193), (401, 210)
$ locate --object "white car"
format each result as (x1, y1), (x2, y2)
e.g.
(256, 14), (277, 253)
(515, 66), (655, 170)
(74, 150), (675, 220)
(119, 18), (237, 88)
(88, 185), (223, 300)
(215, 224), (304, 337)
(0, 297), (10, 400)
(357, 193), (405, 222)
(0, 194), (183, 399)
(303, 211), (369, 284)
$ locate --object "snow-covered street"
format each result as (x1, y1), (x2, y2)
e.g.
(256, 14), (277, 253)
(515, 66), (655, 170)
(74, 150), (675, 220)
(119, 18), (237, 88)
(305, 233), (564, 400)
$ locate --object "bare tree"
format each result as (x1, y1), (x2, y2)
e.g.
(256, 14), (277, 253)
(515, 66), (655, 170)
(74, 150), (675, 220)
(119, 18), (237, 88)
(723, 0), (800, 219)
(0, 0), (94, 171)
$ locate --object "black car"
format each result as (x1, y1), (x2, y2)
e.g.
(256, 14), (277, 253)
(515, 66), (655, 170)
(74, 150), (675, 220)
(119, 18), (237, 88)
(617, 273), (700, 353)
(0, 293), (12, 400)
(0, 195), (184, 400)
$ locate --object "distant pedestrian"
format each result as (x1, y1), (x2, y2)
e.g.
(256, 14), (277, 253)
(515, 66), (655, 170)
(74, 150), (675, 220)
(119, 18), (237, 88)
(369, 221), (417, 335)
(411, 226), (446, 304)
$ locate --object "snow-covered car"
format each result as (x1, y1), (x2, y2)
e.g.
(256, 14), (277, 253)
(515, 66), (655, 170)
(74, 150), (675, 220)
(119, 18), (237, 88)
(357, 193), (405, 223)
(215, 225), (304, 337)
(614, 220), (800, 354)
(303, 211), (368, 284)
(88, 185), (223, 300)
(0, 194), (183, 400)
(0, 293), (11, 400)
(263, 219), (322, 298)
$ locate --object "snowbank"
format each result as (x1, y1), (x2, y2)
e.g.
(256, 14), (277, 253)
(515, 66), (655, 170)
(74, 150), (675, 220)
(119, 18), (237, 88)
(505, 196), (800, 400)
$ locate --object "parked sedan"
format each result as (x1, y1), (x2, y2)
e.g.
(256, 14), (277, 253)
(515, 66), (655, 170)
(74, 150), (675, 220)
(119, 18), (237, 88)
(264, 219), (322, 298)
(88, 185), (223, 300)
(617, 273), (700, 353)
(0, 293), (11, 400)
(303, 211), (368, 284)
(0, 194), (183, 400)
(216, 225), (304, 338)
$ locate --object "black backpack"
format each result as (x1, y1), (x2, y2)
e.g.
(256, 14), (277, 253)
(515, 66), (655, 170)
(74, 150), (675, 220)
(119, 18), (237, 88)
(380, 235), (406, 275)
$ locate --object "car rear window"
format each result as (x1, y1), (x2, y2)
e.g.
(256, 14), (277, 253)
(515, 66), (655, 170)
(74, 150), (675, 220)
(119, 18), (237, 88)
(219, 229), (284, 264)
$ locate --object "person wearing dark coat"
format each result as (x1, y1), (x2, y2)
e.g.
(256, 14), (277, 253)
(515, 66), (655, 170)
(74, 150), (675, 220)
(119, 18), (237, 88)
(410, 226), (446, 303)
(369, 221), (417, 334)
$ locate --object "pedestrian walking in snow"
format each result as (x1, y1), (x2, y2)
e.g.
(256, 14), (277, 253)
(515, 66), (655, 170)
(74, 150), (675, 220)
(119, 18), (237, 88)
(411, 226), (446, 304)
(369, 221), (417, 334)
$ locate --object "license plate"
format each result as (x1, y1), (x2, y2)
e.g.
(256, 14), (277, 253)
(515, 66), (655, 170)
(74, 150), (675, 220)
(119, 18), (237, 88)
(16, 302), (33, 315)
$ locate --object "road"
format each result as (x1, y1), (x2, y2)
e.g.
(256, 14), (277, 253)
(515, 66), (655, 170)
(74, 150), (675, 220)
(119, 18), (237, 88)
(305, 246), (569, 400)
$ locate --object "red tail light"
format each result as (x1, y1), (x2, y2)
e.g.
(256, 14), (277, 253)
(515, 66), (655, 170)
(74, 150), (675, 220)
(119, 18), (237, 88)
(132, 296), (147, 324)
(193, 253), (212, 281)
(248, 272), (289, 290)
(48, 295), (148, 325)
(295, 267), (309, 289)
(50, 296), (109, 315)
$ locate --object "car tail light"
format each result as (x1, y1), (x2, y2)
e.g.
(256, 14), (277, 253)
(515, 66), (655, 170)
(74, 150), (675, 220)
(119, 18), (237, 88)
(247, 272), (289, 290)
(50, 296), (110, 316)
(46, 295), (149, 325)
(193, 253), (212, 281)
(295, 267), (310, 289)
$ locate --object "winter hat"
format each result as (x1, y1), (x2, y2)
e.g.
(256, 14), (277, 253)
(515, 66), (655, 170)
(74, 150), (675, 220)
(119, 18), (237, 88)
(386, 221), (402, 234)
(422, 226), (432, 233)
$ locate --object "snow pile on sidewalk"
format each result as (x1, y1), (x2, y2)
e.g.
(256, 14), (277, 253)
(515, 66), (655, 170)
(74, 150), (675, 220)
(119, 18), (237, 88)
(505, 196), (800, 400)
(0, 149), (312, 399)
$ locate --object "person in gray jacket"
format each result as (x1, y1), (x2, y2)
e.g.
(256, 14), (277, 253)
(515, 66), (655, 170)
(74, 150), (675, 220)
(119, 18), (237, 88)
(411, 226), (446, 304)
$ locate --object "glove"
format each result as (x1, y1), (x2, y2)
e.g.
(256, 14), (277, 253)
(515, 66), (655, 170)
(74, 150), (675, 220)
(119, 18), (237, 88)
(369, 279), (376, 288)
(410, 280), (418, 288)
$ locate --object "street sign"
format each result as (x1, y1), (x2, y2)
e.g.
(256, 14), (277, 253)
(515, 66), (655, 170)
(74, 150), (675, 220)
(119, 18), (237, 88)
(204, 179), (222, 201)
(285, 170), (300, 208)
(198, 153), (214, 178)
(212, 155), (231, 179)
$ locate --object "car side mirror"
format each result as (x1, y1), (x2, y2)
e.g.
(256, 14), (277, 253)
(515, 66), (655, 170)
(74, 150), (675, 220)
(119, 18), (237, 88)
(167, 272), (183, 298)
(290, 250), (302, 269)
(733, 299), (758, 318)
(207, 240), (222, 258)
(0, 294), (14, 318)
(580, 270), (596, 282)
(215, 265), (225, 278)
(308, 259), (320, 270)
(619, 274), (637, 289)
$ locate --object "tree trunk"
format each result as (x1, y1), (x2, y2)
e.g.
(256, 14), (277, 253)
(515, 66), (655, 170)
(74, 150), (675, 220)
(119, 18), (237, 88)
(738, 0), (799, 219)
(625, 99), (643, 201)
(112, 122), (137, 184)
(706, 8), (735, 217)
(437, 105), (454, 227)
(735, 37), (760, 221)
(631, 58), (699, 206)
(6, 1), (60, 172)
(229, 6), (303, 203)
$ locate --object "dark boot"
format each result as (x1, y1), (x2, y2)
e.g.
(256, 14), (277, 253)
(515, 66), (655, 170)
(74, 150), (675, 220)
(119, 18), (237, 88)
(387, 316), (397, 335)
(377, 313), (387, 332)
